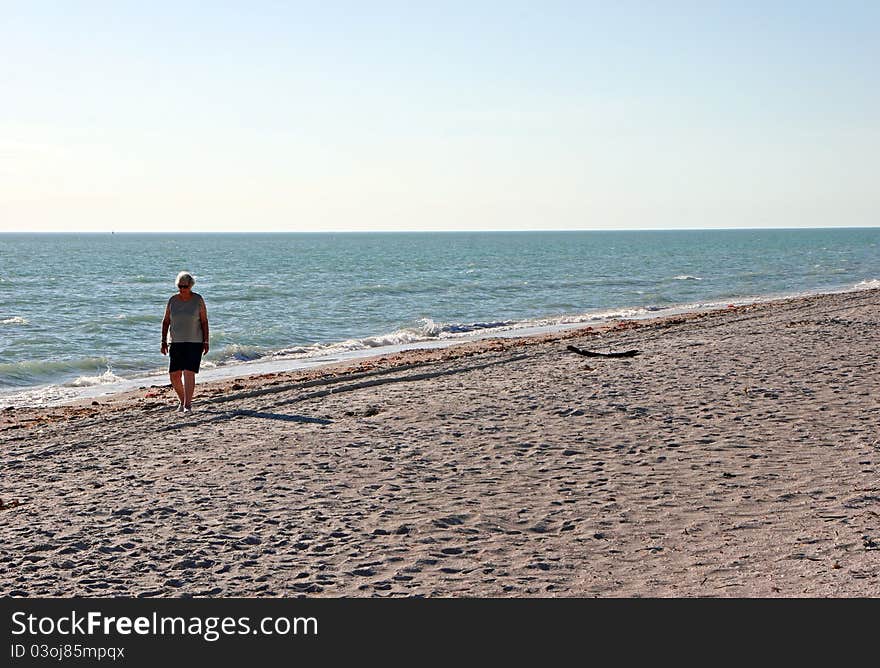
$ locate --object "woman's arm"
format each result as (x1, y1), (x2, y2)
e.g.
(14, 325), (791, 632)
(200, 297), (210, 354)
(161, 302), (171, 354)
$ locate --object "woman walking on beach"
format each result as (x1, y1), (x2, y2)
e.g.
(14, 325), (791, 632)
(161, 271), (209, 413)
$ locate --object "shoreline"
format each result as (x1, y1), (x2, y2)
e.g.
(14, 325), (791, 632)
(0, 291), (824, 430)
(3, 280), (878, 413)
(2, 287), (879, 596)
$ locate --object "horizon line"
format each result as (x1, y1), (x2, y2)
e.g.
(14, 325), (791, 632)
(2, 225), (879, 235)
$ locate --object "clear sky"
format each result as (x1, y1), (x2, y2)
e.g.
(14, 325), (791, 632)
(1, 1), (878, 232)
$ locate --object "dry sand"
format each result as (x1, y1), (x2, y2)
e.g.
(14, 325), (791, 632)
(2, 289), (879, 597)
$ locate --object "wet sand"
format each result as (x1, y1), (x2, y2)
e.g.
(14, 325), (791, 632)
(2, 289), (879, 597)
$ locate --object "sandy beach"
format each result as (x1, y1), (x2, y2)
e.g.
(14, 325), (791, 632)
(2, 289), (879, 597)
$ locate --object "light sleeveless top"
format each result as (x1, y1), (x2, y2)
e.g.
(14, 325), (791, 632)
(168, 293), (205, 343)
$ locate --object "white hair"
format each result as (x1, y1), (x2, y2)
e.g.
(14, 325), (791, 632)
(175, 271), (195, 287)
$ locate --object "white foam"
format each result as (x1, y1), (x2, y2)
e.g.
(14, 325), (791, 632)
(0, 385), (80, 407)
(272, 327), (438, 360)
(673, 275), (702, 281)
(853, 279), (880, 290)
(1, 316), (28, 325)
(67, 369), (124, 387)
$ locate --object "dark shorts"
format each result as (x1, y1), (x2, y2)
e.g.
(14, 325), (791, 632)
(169, 342), (203, 373)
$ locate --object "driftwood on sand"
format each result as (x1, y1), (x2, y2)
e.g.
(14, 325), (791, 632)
(566, 345), (640, 358)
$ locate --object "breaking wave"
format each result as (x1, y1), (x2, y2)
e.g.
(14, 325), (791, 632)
(67, 368), (124, 387)
(0, 357), (114, 388)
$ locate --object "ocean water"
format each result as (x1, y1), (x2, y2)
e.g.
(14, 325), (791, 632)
(1, 229), (878, 407)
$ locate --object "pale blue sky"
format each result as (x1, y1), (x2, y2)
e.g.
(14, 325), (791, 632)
(1, 1), (877, 231)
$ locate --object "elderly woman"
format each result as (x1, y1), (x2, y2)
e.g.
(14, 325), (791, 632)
(161, 271), (209, 413)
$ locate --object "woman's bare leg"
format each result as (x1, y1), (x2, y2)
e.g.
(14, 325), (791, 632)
(169, 371), (185, 404)
(183, 370), (196, 408)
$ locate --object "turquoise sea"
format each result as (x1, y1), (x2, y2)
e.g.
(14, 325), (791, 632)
(1, 229), (878, 406)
